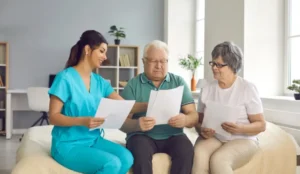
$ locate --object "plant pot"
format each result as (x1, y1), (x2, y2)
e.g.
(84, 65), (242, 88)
(294, 93), (300, 100)
(191, 75), (196, 91)
(114, 39), (120, 45)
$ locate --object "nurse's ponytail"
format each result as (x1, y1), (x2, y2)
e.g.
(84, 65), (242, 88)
(65, 30), (108, 68)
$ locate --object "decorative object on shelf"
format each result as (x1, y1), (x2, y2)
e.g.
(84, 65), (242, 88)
(108, 25), (126, 45)
(119, 81), (128, 87)
(287, 79), (300, 100)
(179, 54), (203, 91)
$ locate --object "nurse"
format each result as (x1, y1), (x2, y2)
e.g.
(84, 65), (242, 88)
(48, 30), (146, 174)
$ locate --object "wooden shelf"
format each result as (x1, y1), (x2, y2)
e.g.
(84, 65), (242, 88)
(119, 66), (138, 69)
(0, 42), (9, 133)
(96, 45), (139, 94)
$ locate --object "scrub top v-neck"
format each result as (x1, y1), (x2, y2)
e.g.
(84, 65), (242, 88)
(48, 67), (114, 149)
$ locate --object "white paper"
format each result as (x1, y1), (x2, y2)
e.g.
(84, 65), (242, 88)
(90, 98), (135, 130)
(146, 86), (184, 125)
(202, 101), (239, 139)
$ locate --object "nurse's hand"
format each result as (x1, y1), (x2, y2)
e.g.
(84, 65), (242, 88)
(82, 117), (105, 128)
(139, 117), (156, 132)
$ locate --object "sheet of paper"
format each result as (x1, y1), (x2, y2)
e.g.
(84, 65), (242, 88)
(202, 101), (240, 139)
(146, 86), (184, 125)
(90, 98), (135, 130)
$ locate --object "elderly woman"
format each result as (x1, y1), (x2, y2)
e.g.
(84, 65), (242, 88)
(192, 41), (266, 174)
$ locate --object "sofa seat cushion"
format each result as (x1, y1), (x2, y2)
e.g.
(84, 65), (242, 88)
(12, 122), (297, 174)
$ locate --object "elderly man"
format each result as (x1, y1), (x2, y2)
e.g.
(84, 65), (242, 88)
(120, 40), (198, 174)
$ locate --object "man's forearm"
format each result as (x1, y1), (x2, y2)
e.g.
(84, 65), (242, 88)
(185, 111), (199, 128)
(120, 118), (141, 133)
(130, 102), (148, 114)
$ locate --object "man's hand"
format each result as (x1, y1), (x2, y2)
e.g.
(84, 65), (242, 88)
(138, 117), (156, 132)
(168, 113), (186, 128)
(200, 127), (215, 139)
(222, 122), (244, 134)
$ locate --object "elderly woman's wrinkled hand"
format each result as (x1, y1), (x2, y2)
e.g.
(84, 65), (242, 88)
(168, 113), (186, 128)
(200, 127), (215, 139)
(221, 122), (244, 134)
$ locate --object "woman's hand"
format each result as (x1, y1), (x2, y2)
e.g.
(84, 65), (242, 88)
(139, 117), (156, 131)
(222, 122), (244, 134)
(200, 127), (215, 139)
(81, 117), (105, 128)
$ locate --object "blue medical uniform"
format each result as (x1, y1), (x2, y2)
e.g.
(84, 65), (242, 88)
(48, 67), (133, 174)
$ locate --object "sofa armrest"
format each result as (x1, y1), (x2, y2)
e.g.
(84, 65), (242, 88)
(12, 155), (80, 174)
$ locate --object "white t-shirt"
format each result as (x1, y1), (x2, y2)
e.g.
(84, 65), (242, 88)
(197, 76), (263, 142)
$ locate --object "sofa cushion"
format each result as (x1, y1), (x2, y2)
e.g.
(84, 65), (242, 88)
(13, 122), (297, 174)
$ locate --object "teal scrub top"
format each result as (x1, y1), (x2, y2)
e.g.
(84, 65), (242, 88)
(48, 67), (114, 150)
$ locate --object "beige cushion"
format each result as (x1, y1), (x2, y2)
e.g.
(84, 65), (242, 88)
(12, 122), (296, 174)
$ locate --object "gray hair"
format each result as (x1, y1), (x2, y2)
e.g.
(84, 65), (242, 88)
(211, 41), (243, 74)
(143, 40), (169, 58)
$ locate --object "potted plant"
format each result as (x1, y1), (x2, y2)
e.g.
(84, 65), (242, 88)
(287, 79), (300, 100)
(108, 25), (126, 45)
(179, 54), (203, 91)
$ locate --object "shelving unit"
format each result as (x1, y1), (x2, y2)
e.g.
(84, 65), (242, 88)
(0, 42), (9, 136)
(96, 45), (140, 94)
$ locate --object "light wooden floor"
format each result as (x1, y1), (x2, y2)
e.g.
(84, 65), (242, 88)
(0, 135), (300, 174)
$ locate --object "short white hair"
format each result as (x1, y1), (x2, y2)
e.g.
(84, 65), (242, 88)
(143, 40), (169, 58)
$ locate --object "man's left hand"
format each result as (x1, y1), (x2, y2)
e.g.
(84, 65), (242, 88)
(168, 113), (186, 128)
(221, 122), (244, 134)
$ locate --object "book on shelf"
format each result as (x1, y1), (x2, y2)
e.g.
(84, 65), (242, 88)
(119, 54), (131, 67)
(0, 76), (4, 87)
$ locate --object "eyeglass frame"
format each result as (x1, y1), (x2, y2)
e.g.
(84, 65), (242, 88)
(143, 57), (169, 65)
(209, 61), (228, 68)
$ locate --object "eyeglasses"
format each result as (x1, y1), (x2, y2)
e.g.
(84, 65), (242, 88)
(209, 61), (228, 68)
(144, 57), (168, 64)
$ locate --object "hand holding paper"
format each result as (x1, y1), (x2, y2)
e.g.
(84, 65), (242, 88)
(138, 117), (156, 131)
(202, 101), (239, 139)
(90, 98), (135, 130)
(168, 113), (186, 128)
(146, 86), (184, 125)
(82, 117), (105, 129)
(221, 122), (244, 134)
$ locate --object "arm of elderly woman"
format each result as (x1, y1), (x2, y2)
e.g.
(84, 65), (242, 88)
(222, 114), (266, 136)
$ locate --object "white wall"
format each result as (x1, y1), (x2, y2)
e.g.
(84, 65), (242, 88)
(164, 0), (196, 86)
(204, 0), (285, 97)
(0, 0), (164, 129)
(244, 0), (285, 96)
(204, 0), (245, 82)
(0, 0), (164, 89)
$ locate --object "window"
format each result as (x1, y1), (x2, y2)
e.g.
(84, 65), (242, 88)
(196, 0), (205, 64)
(287, 0), (300, 84)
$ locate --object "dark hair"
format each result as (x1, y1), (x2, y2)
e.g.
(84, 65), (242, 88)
(65, 30), (108, 68)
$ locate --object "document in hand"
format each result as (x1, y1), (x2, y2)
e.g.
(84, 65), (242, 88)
(146, 86), (184, 125)
(202, 101), (239, 139)
(90, 98), (135, 130)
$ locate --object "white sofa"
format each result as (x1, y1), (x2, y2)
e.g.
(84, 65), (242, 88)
(12, 122), (296, 174)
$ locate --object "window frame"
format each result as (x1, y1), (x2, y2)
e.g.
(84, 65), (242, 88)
(284, 0), (300, 95)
